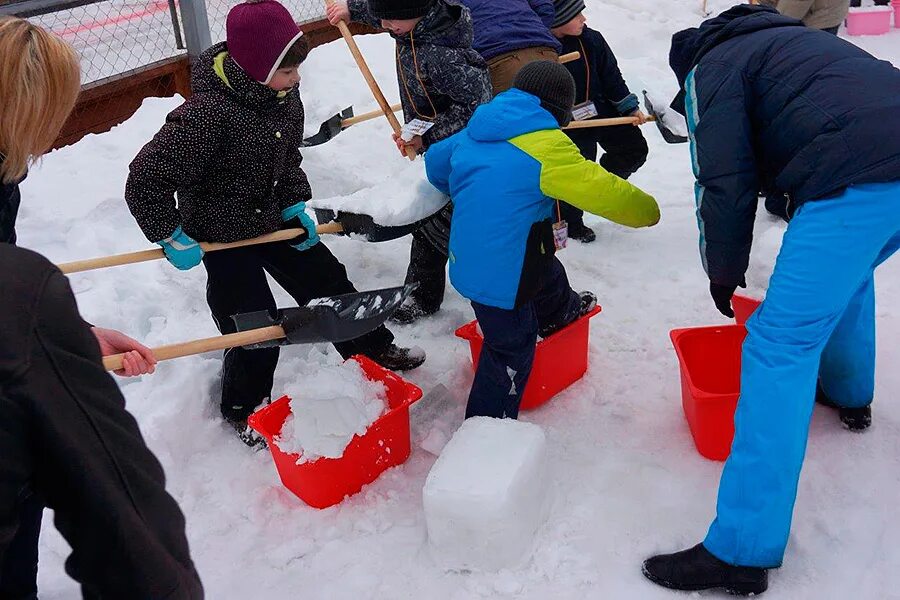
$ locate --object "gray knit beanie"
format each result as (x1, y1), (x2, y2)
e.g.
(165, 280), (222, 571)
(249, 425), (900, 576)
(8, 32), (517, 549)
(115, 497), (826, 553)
(552, 0), (586, 28)
(513, 60), (577, 127)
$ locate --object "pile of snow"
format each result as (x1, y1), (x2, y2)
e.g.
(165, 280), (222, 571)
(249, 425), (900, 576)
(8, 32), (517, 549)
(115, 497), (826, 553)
(276, 361), (388, 462)
(423, 417), (550, 572)
(308, 162), (449, 227)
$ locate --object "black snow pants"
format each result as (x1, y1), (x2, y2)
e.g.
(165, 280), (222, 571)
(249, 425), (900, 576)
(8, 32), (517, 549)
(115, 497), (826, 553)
(0, 245), (202, 599)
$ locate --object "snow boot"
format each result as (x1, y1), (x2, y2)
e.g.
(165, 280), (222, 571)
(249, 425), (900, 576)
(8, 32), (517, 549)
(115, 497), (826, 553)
(569, 224), (596, 243)
(815, 383), (872, 432)
(226, 417), (268, 451)
(539, 291), (597, 338)
(389, 299), (439, 325)
(370, 343), (426, 372)
(642, 544), (768, 596)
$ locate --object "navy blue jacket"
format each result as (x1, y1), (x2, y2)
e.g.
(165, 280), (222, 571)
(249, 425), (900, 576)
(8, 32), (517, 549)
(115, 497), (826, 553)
(670, 5), (900, 287)
(560, 27), (637, 116)
(457, 0), (561, 61)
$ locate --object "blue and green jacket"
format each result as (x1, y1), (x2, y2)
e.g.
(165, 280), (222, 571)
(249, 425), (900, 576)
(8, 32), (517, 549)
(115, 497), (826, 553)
(425, 89), (659, 309)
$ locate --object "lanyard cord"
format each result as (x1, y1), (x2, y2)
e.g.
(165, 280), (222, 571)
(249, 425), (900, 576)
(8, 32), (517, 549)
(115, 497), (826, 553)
(397, 31), (438, 120)
(578, 38), (590, 104)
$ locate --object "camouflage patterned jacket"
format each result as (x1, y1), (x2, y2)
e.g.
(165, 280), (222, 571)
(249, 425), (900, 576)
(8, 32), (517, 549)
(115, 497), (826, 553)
(349, 0), (492, 150)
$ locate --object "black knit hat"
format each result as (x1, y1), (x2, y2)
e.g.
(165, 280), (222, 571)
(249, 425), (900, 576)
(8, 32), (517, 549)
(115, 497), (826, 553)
(368, 0), (433, 20)
(552, 0), (585, 28)
(513, 60), (576, 127)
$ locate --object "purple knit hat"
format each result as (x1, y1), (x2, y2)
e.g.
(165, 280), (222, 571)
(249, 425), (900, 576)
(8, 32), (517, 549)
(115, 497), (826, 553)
(226, 0), (304, 84)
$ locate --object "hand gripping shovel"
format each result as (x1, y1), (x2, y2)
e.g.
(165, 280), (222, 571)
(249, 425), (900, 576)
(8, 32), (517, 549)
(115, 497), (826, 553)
(102, 284), (415, 371)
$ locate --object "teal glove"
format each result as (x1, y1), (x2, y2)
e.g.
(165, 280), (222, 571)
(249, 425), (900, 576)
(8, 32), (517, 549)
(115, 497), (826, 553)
(281, 202), (320, 251)
(157, 226), (204, 270)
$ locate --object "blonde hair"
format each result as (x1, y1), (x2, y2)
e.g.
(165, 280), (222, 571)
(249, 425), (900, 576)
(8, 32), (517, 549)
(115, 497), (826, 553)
(0, 17), (81, 183)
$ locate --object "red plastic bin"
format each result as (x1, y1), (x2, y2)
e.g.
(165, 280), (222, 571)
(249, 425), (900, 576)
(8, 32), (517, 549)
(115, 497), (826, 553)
(731, 294), (761, 325)
(455, 306), (601, 411)
(670, 325), (747, 461)
(248, 355), (423, 509)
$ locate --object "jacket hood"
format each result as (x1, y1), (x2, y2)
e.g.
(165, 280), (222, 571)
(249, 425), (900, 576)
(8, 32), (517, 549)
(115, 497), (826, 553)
(406, 0), (472, 48)
(192, 42), (294, 108)
(466, 89), (559, 143)
(668, 5), (802, 113)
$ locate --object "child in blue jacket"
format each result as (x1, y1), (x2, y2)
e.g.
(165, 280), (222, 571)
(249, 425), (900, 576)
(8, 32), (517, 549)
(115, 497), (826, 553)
(425, 61), (659, 419)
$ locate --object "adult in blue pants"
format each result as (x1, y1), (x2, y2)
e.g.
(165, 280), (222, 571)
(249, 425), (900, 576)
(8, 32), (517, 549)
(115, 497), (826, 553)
(641, 5), (900, 596)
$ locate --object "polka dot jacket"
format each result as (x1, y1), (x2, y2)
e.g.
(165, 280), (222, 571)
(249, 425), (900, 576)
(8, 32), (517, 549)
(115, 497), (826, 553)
(125, 42), (312, 244)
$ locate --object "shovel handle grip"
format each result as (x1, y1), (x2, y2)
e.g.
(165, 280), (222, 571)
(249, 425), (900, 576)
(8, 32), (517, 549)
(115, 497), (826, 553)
(58, 223), (345, 275)
(558, 51), (580, 64)
(326, 1), (416, 161)
(102, 325), (286, 372)
(564, 115), (657, 130)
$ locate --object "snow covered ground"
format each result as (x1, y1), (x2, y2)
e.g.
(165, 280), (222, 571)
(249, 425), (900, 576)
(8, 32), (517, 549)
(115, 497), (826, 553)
(17, 1), (900, 597)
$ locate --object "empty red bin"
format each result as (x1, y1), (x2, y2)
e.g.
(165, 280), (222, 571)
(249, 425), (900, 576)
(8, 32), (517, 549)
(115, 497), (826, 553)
(455, 306), (602, 411)
(670, 324), (747, 461)
(248, 355), (423, 509)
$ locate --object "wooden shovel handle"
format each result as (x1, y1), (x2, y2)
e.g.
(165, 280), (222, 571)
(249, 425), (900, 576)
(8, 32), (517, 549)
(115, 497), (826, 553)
(564, 115), (657, 130)
(102, 325), (285, 371)
(326, 1), (416, 161)
(58, 222), (345, 275)
(558, 51), (580, 64)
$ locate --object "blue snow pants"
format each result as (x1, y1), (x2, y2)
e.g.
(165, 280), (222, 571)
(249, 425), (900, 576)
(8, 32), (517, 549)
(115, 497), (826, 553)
(704, 181), (900, 568)
(467, 257), (581, 420)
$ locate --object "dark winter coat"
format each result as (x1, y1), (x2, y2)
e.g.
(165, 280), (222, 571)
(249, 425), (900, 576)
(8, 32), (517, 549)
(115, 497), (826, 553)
(0, 159), (22, 244)
(125, 43), (311, 244)
(349, 0), (491, 150)
(669, 4), (900, 287)
(458, 0), (561, 61)
(560, 27), (638, 117)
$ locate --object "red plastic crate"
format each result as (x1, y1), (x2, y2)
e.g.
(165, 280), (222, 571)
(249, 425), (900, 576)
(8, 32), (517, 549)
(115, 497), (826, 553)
(455, 306), (601, 411)
(670, 325), (747, 461)
(731, 294), (761, 325)
(248, 355), (423, 509)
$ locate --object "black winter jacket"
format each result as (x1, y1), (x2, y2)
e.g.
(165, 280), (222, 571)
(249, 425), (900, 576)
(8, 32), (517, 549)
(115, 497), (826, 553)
(560, 28), (638, 117)
(669, 5), (900, 287)
(349, 0), (491, 150)
(0, 159), (22, 244)
(125, 43), (312, 244)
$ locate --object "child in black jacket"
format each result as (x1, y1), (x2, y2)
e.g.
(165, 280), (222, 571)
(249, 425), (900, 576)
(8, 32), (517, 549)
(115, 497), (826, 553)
(551, 0), (649, 243)
(125, 0), (425, 447)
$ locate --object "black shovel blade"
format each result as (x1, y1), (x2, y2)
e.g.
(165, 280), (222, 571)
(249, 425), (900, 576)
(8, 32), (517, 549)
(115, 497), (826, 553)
(643, 91), (689, 144)
(231, 284), (417, 349)
(300, 106), (354, 147)
(334, 210), (438, 243)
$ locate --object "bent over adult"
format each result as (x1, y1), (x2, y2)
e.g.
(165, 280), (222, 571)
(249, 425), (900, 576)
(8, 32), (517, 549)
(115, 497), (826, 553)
(642, 5), (900, 596)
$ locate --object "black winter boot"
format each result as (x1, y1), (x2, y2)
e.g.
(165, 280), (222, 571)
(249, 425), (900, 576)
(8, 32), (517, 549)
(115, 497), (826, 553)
(538, 291), (598, 339)
(642, 544), (768, 596)
(226, 417), (268, 451)
(815, 383), (872, 432)
(389, 300), (438, 325)
(370, 343), (426, 372)
(569, 224), (597, 243)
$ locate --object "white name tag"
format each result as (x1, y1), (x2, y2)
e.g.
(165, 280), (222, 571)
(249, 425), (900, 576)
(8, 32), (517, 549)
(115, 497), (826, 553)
(572, 101), (599, 121)
(401, 119), (435, 141)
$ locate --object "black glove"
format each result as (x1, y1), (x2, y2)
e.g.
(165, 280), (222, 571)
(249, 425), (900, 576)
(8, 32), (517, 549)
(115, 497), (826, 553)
(709, 278), (746, 318)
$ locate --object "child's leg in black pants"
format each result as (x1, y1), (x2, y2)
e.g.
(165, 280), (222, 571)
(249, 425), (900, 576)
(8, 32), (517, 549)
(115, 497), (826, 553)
(404, 230), (448, 314)
(204, 243), (395, 420)
(466, 258), (580, 419)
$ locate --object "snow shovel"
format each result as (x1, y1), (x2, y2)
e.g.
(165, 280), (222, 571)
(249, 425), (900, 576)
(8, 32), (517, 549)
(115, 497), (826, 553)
(301, 106), (354, 147)
(57, 214), (431, 275)
(299, 52), (582, 148)
(101, 284), (415, 371)
(642, 90), (689, 144)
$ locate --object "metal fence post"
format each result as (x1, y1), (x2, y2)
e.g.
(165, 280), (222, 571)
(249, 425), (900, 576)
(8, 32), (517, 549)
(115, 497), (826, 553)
(178, 0), (212, 60)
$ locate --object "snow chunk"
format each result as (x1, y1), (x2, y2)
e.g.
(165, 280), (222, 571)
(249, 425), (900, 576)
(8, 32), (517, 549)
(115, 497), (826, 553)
(276, 361), (387, 463)
(308, 162), (448, 226)
(423, 417), (550, 571)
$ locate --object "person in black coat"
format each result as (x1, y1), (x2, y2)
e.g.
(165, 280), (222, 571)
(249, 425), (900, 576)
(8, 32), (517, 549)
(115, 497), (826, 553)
(126, 1), (427, 446)
(1, 16), (201, 599)
(550, 0), (649, 243)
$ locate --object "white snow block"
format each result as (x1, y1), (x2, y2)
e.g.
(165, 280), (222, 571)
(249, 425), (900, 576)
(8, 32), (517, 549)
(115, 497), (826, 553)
(423, 417), (550, 571)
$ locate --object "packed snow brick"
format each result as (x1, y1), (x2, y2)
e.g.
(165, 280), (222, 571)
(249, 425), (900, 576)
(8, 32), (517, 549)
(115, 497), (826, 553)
(422, 417), (550, 571)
